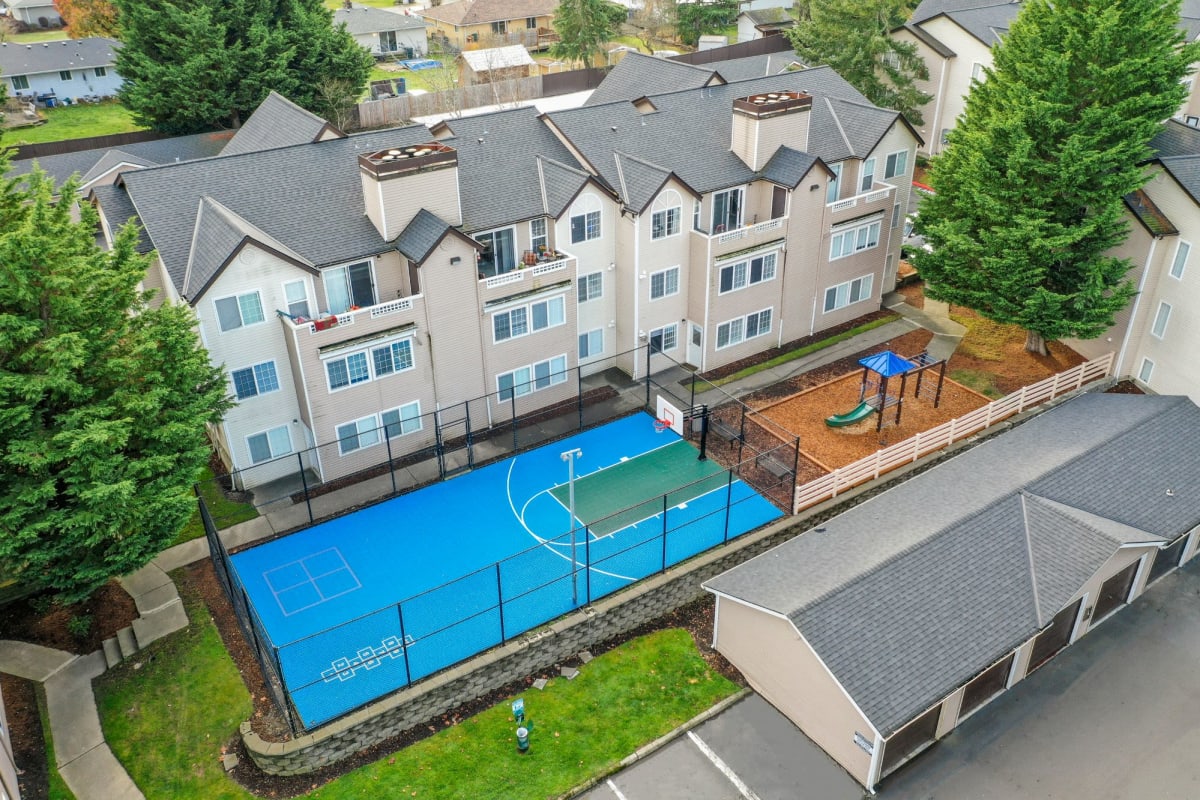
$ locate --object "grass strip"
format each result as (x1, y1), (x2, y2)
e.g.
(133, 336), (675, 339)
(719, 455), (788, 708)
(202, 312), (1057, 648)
(172, 467), (259, 546)
(35, 684), (77, 800)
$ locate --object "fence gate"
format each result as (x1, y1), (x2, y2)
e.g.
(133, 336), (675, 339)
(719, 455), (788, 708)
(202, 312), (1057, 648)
(435, 402), (474, 478)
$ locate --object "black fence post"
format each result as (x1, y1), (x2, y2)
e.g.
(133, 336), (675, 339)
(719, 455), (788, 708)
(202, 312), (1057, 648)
(584, 530), (591, 604)
(791, 435), (801, 510)
(465, 400), (475, 470)
(297, 453), (313, 523)
(661, 493), (669, 572)
(385, 431), (397, 495)
(511, 391), (519, 452)
(644, 343), (652, 409)
(495, 563), (506, 643)
(577, 365), (584, 431)
(397, 603), (412, 687)
(723, 471), (734, 543)
(689, 371), (696, 416)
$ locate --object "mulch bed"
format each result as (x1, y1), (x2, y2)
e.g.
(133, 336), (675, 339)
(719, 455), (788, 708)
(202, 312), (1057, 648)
(1, 673), (49, 800)
(0, 580), (138, 655)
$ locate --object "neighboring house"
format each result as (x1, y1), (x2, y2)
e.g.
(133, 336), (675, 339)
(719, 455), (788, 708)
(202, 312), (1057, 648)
(333, 5), (428, 58)
(706, 392), (1200, 793)
(0, 37), (121, 100)
(4, 0), (60, 27)
(736, 8), (796, 43)
(420, 0), (557, 52)
(458, 44), (536, 86)
(91, 56), (919, 488)
(0, 679), (20, 800)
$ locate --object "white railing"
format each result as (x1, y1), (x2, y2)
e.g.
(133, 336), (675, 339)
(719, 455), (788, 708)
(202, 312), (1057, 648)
(303, 296), (417, 334)
(482, 254), (573, 288)
(484, 271), (525, 289)
(370, 297), (413, 318)
(791, 353), (1115, 514)
(715, 217), (785, 244)
(827, 182), (896, 213)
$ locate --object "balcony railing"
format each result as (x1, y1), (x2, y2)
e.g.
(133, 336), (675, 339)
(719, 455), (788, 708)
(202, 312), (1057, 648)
(480, 252), (572, 289)
(827, 182), (896, 213)
(710, 216), (784, 244)
(277, 295), (419, 335)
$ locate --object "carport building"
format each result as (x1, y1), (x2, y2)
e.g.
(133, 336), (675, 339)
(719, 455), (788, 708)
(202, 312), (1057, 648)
(705, 393), (1200, 792)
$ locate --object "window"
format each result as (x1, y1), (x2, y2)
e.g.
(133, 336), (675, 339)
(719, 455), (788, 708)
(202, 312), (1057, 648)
(711, 187), (744, 232)
(497, 355), (567, 401)
(323, 261), (375, 314)
(717, 309), (772, 349)
(579, 328), (603, 358)
(493, 295), (565, 341)
(214, 291), (265, 332)
(891, 203), (902, 229)
(283, 279), (310, 318)
(1171, 241), (1190, 279)
(59, 70), (72, 81)
(830, 218), (882, 260)
(649, 324), (677, 353)
(491, 20), (507, 33)
(824, 274), (874, 312)
(570, 194), (602, 243)
(526, 16), (537, 28)
(247, 426), (291, 464)
(693, 199), (701, 231)
(476, 227), (516, 275)
(1152, 301), (1172, 338)
(859, 157), (876, 192)
(231, 361), (280, 400)
(884, 150), (908, 180)
(382, 402), (422, 438)
(651, 190), (682, 239)
(326, 337), (414, 390)
(94, 66), (107, 77)
(577, 271), (602, 302)
(1138, 358), (1155, 383)
(530, 218), (548, 253)
(337, 416), (381, 455)
(379, 30), (397, 51)
(826, 163), (842, 204)
(719, 253), (776, 294)
(11, 75), (29, 91)
(649, 266), (679, 300)
(971, 62), (986, 82)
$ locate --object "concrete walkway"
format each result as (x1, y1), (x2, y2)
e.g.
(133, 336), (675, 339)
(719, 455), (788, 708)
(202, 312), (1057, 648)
(1, 293), (961, 800)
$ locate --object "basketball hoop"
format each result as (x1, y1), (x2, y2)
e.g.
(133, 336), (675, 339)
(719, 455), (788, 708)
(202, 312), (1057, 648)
(654, 418), (670, 434)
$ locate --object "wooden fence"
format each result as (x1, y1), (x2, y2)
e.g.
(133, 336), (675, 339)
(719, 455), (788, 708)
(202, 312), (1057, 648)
(792, 352), (1116, 513)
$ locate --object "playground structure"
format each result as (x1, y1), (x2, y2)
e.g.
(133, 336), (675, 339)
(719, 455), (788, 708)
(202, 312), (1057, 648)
(826, 350), (947, 432)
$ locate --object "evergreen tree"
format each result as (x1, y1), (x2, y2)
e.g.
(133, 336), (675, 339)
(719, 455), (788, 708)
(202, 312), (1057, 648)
(0, 158), (231, 602)
(551, 0), (621, 69)
(916, 0), (1199, 354)
(114, 0), (371, 134)
(787, 0), (929, 123)
(675, 0), (738, 47)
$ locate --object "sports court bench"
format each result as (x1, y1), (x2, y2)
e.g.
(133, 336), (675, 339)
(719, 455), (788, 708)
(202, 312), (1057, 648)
(755, 453), (793, 482)
(709, 418), (744, 448)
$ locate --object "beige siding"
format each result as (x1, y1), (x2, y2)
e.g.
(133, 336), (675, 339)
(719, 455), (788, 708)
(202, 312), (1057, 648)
(706, 242), (787, 369)
(779, 178), (829, 343)
(714, 597), (876, 788)
(919, 16), (995, 156)
(730, 109), (812, 171)
(421, 235), (489, 404)
(365, 164), (463, 241)
(614, 214), (640, 376)
(892, 27), (947, 154)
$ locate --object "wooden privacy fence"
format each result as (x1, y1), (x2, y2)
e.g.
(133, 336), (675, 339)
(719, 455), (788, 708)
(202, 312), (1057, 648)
(792, 353), (1116, 513)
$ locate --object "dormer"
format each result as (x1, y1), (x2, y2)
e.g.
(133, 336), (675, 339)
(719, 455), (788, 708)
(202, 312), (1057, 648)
(731, 90), (813, 170)
(359, 142), (463, 241)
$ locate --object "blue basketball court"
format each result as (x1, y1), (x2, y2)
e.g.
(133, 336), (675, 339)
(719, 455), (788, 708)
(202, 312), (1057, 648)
(230, 413), (782, 727)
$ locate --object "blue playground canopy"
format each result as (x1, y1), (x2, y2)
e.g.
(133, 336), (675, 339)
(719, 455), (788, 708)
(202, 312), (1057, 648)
(858, 350), (915, 378)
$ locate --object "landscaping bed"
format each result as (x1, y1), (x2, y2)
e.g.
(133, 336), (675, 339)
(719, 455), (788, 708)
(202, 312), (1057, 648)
(0, 579), (137, 654)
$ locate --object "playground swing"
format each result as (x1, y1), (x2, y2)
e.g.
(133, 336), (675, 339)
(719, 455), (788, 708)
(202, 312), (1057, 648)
(825, 350), (947, 432)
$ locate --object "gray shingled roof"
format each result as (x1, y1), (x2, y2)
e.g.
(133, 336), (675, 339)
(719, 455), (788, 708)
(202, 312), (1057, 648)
(8, 131), (234, 187)
(1152, 119), (1200, 159)
(705, 393), (1200, 736)
(741, 7), (795, 29)
(760, 145), (821, 188)
(183, 198), (256, 298)
(538, 155), (595, 219)
(0, 37), (118, 77)
(708, 52), (809, 83)
(89, 183), (152, 254)
(585, 52), (722, 107)
(395, 208), (454, 263)
(613, 151), (674, 212)
(943, 3), (1016, 46)
(334, 5), (427, 34)
(909, 0), (1011, 26)
(221, 92), (340, 158)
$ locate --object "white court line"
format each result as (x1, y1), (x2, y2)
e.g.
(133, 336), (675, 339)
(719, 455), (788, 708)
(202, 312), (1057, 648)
(687, 731), (762, 800)
(606, 778), (630, 800)
(545, 437), (690, 494)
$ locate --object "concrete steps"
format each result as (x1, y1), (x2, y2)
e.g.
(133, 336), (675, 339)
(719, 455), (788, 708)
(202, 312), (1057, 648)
(101, 637), (122, 669)
(116, 626), (138, 660)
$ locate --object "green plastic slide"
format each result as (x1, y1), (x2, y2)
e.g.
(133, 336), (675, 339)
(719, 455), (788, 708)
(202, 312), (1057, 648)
(825, 401), (876, 428)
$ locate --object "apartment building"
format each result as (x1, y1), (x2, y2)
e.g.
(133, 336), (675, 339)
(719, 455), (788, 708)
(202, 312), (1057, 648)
(89, 57), (919, 488)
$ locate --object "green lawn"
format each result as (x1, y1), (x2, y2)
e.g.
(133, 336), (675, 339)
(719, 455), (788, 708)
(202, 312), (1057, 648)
(4, 101), (146, 145)
(172, 467), (259, 547)
(7, 29), (69, 43)
(97, 578), (739, 800)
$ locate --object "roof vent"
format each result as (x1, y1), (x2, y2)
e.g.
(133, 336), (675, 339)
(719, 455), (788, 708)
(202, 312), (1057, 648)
(733, 90), (813, 119)
(358, 141), (457, 180)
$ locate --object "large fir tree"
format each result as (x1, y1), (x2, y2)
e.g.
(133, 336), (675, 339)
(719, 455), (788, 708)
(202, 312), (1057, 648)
(114, 0), (371, 134)
(0, 158), (231, 602)
(550, 0), (621, 69)
(916, 0), (1199, 354)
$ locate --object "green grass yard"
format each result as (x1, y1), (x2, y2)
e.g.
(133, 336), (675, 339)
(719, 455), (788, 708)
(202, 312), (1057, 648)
(7, 29), (69, 43)
(3, 101), (146, 145)
(172, 467), (259, 547)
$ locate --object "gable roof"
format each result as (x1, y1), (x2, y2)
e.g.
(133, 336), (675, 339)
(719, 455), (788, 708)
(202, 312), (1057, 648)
(740, 7), (795, 30)
(333, 5), (427, 34)
(760, 145), (823, 189)
(221, 91), (343, 157)
(419, 0), (556, 26)
(1149, 121), (1200, 210)
(0, 37), (118, 77)
(585, 51), (724, 107)
(395, 208), (482, 263)
(89, 183), (152, 254)
(706, 393), (1200, 736)
(8, 131), (234, 188)
(461, 44), (535, 72)
(706, 52), (808, 82)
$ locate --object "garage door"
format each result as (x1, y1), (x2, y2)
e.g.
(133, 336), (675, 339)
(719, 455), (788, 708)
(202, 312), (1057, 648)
(958, 652), (1015, 721)
(1147, 537), (1188, 585)
(1027, 597), (1082, 674)
(1092, 559), (1141, 623)
(879, 704), (942, 779)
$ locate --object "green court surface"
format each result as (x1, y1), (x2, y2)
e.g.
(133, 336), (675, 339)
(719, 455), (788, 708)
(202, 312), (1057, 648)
(551, 440), (731, 536)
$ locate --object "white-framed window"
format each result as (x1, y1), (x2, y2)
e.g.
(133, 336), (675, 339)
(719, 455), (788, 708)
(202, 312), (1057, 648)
(884, 150), (908, 180)
(491, 19), (507, 33)
(824, 274), (874, 312)
(382, 402), (422, 438)
(60, 70), (72, 81)
(826, 163), (842, 204)
(493, 295), (565, 342)
(693, 198), (702, 230)
(717, 309), (772, 349)
(1151, 301), (1172, 338)
(231, 360), (280, 400)
(325, 337), (414, 391)
(94, 66), (107, 77)
(859, 157), (876, 192)
(1138, 358), (1155, 383)
(337, 415), (381, 455)
(247, 425), (292, 464)
(323, 260), (375, 314)
(649, 323), (677, 353)
(719, 252), (776, 294)
(891, 203), (902, 229)
(971, 62), (986, 82)
(283, 279), (311, 318)
(1170, 241), (1190, 279)
(830, 218), (882, 260)
(651, 190), (682, 239)
(11, 75), (29, 91)
(649, 266), (680, 300)
(530, 218), (548, 253)
(570, 194), (602, 243)
(578, 328), (603, 358)
(577, 271), (602, 302)
(213, 290), (265, 332)
(497, 354), (568, 401)
(712, 187), (744, 232)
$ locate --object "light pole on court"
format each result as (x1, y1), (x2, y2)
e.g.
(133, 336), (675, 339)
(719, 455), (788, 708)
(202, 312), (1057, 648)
(561, 448), (582, 605)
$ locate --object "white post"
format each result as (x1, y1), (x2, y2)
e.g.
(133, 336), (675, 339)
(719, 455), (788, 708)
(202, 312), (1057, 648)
(561, 448), (583, 606)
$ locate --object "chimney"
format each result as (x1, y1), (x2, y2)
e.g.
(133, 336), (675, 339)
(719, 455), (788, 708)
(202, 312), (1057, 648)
(730, 90), (812, 170)
(359, 142), (463, 241)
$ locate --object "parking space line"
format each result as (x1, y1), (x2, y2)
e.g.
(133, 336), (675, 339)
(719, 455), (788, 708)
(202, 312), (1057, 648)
(687, 731), (762, 800)
(606, 778), (630, 800)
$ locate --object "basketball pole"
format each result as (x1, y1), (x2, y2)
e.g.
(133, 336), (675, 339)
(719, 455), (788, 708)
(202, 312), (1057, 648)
(561, 448), (583, 606)
(696, 404), (709, 461)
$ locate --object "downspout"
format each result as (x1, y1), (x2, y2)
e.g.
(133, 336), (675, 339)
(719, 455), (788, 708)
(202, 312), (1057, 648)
(1114, 236), (1158, 378)
(703, 219), (713, 372)
(632, 213), (641, 378)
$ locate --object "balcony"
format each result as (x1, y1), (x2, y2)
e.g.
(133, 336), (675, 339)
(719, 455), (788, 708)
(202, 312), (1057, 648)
(278, 294), (423, 337)
(702, 217), (787, 258)
(826, 182), (896, 223)
(478, 250), (576, 301)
